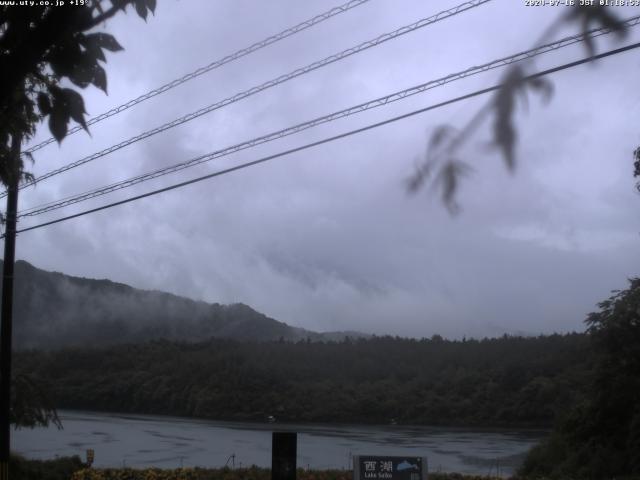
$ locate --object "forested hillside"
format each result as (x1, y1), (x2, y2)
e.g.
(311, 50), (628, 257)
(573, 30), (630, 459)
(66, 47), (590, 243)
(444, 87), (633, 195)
(4, 260), (364, 349)
(519, 278), (640, 478)
(15, 333), (590, 427)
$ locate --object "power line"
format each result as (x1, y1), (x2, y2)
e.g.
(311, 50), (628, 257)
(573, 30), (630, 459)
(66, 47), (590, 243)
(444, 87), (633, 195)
(22, 0), (373, 156)
(9, 41), (640, 238)
(17, 16), (640, 219)
(7, 0), (491, 198)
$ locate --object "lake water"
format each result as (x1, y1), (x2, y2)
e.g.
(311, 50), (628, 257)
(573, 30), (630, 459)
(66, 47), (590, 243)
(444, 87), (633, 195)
(14, 411), (546, 476)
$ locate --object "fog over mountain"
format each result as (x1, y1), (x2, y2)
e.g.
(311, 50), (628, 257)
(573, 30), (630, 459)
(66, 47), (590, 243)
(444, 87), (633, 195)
(11, 1), (640, 338)
(4, 260), (367, 350)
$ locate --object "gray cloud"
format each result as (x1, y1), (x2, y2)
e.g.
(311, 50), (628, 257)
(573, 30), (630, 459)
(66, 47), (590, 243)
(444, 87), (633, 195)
(13, 0), (640, 338)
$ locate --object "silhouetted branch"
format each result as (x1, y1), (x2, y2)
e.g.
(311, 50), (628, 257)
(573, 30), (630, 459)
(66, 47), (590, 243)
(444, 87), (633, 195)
(408, 6), (629, 212)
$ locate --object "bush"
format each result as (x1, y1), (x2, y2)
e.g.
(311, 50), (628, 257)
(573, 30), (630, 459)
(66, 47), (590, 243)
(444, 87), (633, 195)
(10, 454), (85, 480)
(70, 468), (496, 480)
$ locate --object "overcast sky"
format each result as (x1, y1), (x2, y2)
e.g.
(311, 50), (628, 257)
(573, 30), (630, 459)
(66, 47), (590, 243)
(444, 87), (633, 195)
(11, 0), (640, 338)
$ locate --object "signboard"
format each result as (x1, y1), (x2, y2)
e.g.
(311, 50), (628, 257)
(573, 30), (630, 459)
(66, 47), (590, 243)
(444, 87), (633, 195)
(354, 456), (427, 480)
(272, 432), (296, 480)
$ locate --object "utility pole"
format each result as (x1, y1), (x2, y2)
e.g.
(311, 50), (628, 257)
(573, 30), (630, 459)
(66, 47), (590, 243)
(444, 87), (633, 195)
(0, 134), (21, 480)
(272, 432), (297, 480)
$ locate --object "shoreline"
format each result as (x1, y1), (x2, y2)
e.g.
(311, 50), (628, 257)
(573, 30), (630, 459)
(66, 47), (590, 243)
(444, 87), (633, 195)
(15, 409), (543, 476)
(55, 408), (553, 434)
(11, 456), (516, 480)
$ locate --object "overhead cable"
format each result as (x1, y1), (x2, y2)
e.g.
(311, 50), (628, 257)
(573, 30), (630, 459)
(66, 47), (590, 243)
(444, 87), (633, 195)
(8, 0), (492, 198)
(9, 41), (640, 237)
(23, 0), (374, 155)
(18, 15), (640, 218)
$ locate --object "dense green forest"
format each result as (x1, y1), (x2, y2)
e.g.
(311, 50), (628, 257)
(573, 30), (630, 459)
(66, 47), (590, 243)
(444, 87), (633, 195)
(12, 278), (640, 478)
(15, 333), (591, 427)
(519, 278), (640, 478)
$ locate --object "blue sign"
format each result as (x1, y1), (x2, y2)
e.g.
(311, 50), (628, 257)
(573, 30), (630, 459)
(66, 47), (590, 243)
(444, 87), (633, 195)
(354, 456), (427, 480)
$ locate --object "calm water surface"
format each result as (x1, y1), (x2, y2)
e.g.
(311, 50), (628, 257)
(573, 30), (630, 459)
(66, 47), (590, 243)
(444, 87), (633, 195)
(14, 411), (546, 476)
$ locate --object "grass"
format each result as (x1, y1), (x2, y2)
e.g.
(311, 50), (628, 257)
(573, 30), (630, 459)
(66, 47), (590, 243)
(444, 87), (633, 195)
(8, 456), (530, 480)
(10, 454), (85, 480)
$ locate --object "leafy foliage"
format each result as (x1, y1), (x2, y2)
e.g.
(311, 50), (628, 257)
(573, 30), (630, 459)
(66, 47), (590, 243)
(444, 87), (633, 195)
(70, 467), (496, 480)
(520, 279), (640, 478)
(563, 4), (628, 58)
(16, 333), (591, 427)
(0, 0), (156, 432)
(10, 454), (85, 480)
(407, 6), (629, 211)
(0, 0), (157, 185)
(491, 67), (553, 172)
(10, 373), (61, 429)
(5, 459), (504, 480)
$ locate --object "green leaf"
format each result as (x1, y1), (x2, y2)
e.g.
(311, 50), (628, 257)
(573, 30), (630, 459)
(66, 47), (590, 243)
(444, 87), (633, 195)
(405, 161), (432, 194)
(92, 65), (107, 93)
(62, 88), (88, 132)
(436, 160), (471, 214)
(79, 34), (106, 62)
(494, 115), (516, 171)
(49, 40), (83, 72)
(583, 18), (596, 58)
(48, 108), (68, 143)
(21, 171), (36, 185)
(492, 66), (524, 171)
(11, 374), (61, 430)
(68, 50), (107, 90)
(565, 5), (627, 57)
(83, 32), (123, 52)
(23, 151), (35, 165)
(36, 92), (52, 115)
(48, 88), (72, 142)
(90, 43), (106, 62)
(428, 125), (456, 151)
(135, 0), (148, 20)
(146, 0), (156, 14)
(67, 64), (94, 89)
(528, 77), (554, 104)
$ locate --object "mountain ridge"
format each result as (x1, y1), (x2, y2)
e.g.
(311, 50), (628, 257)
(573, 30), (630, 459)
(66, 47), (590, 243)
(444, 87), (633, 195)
(0, 259), (369, 349)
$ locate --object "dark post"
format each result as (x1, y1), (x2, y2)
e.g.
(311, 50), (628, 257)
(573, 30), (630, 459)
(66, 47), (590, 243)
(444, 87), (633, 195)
(0, 135), (20, 480)
(272, 432), (297, 480)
